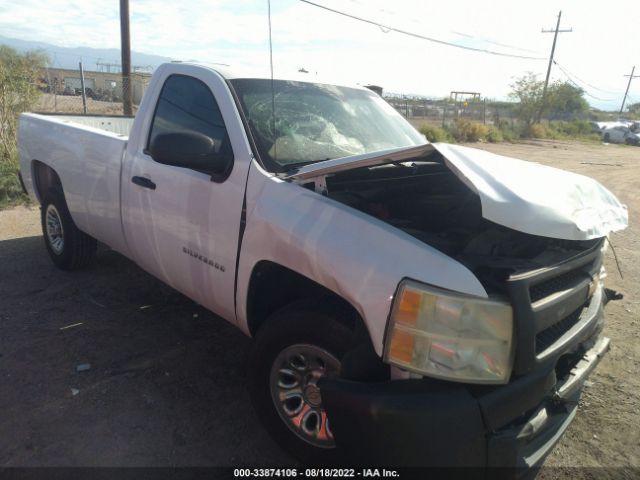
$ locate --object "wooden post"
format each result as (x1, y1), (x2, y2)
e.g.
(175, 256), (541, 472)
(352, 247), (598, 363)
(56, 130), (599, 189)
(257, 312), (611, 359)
(120, 0), (133, 115)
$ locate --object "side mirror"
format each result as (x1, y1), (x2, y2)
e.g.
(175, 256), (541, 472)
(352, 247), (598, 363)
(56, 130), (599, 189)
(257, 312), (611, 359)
(149, 132), (233, 181)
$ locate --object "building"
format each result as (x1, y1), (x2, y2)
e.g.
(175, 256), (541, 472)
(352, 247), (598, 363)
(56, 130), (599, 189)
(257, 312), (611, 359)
(41, 67), (152, 105)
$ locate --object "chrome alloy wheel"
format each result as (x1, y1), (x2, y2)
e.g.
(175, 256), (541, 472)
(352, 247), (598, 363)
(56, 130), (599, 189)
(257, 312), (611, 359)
(45, 204), (65, 255)
(269, 344), (341, 448)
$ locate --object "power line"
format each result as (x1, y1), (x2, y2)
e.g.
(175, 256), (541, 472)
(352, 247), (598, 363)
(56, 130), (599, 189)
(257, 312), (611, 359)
(553, 61), (617, 102)
(342, 0), (543, 55)
(450, 31), (541, 55)
(298, 0), (547, 60)
(553, 60), (622, 95)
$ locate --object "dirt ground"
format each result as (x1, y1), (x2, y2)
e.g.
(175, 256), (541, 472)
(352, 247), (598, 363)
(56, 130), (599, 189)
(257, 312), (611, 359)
(0, 139), (638, 473)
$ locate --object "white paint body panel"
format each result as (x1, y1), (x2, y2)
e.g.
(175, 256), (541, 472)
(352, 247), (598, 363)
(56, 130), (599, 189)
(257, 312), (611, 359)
(433, 143), (628, 240)
(18, 113), (130, 255)
(235, 161), (487, 354)
(120, 63), (254, 324)
(290, 143), (628, 241)
(17, 61), (628, 358)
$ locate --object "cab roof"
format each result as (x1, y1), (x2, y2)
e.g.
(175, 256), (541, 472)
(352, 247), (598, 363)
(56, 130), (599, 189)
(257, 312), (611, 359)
(173, 61), (372, 91)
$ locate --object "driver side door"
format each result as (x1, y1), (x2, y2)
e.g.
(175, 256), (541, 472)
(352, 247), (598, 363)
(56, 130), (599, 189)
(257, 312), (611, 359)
(121, 65), (252, 323)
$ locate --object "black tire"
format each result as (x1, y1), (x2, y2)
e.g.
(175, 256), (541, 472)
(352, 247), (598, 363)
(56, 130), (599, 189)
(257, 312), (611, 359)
(41, 188), (97, 270)
(247, 300), (355, 464)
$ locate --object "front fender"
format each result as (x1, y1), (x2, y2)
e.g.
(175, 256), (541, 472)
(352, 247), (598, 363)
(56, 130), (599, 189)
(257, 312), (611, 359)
(235, 166), (487, 355)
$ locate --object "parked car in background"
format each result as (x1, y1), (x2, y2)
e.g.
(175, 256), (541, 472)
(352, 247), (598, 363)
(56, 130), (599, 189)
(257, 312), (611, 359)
(602, 125), (640, 145)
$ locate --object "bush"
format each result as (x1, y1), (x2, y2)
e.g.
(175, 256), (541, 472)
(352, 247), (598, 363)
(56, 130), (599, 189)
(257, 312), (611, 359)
(449, 119), (489, 142)
(0, 46), (47, 208)
(550, 120), (593, 137)
(524, 123), (547, 139)
(486, 126), (503, 143)
(0, 152), (29, 207)
(494, 120), (521, 141)
(418, 124), (453, 143)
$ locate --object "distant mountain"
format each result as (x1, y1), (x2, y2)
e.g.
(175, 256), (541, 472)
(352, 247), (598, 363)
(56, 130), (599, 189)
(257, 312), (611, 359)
(0, 35), (172, 72)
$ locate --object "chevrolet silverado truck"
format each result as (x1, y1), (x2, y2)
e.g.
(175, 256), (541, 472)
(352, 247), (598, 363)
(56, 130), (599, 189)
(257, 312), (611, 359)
(18, 62), (628, 471)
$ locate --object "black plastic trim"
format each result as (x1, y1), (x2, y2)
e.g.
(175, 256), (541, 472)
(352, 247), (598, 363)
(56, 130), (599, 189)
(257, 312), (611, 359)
(507, 241), (603, 374)
(320, 329), (609, 471)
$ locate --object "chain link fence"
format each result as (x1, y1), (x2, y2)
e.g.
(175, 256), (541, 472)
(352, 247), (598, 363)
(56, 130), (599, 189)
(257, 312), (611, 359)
(384, 94), (519, 130)
(35, 65), (152, 115)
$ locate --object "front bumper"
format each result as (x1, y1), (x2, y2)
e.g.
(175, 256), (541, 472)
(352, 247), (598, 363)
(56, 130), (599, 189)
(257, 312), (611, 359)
(320, 333), (609, 472)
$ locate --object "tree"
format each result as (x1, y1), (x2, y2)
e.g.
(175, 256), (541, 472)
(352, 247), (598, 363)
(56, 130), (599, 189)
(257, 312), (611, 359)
(509, 73), (589, 125)
(0, 46), (48, 161)
(546, 81), (589, 120)
(627, 102), (640, 118)
(509, 73), (545, 126)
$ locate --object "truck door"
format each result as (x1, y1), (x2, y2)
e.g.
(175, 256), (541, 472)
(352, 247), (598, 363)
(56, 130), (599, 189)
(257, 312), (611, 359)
(121, 65), (252, 324)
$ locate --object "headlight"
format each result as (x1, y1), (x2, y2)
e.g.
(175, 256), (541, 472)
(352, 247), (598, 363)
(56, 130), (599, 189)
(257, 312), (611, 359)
(383, 280), (514, 384)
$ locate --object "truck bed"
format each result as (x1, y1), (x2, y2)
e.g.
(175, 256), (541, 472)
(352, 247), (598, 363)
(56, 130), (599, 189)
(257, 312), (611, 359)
(18, 113), (132, 254)
(31, 113), (135, 137)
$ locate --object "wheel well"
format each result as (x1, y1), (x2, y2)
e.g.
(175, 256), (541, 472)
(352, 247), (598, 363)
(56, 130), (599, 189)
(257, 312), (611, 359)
(246, 261), (362, 336)
(31, 160), (62, 203)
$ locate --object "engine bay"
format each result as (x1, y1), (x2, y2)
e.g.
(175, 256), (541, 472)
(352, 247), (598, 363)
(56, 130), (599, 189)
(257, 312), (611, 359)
(324, 150), (599, 293)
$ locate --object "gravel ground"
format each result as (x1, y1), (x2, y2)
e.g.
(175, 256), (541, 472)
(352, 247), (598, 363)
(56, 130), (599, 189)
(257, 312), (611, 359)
(0, 139), (638, 474)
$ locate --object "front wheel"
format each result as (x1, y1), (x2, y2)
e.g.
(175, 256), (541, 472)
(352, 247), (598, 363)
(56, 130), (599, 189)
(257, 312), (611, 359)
(41, 188), (97, 270)
(247, 301), (355, 463)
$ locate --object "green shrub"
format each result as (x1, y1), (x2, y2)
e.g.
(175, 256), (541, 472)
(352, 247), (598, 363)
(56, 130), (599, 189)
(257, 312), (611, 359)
(486, 126), (504, 143)
(554, 121), (578, 136)
(550, 120), (593, 137)
(418, 124), (454, 143)
(495, 120), (521, 141)
(0, 152), (29, 208)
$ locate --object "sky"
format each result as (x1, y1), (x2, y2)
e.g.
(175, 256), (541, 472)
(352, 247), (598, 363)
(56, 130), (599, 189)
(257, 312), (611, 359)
(1, 0), (639, 109)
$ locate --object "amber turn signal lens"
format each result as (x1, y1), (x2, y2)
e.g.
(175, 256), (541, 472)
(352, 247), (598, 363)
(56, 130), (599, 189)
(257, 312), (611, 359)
(388, 328), (415, 364)
(396, 288), (421, 325)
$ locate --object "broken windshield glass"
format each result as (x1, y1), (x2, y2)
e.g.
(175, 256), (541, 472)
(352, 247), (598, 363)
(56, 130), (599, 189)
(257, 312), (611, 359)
(230, 79), (426, 172)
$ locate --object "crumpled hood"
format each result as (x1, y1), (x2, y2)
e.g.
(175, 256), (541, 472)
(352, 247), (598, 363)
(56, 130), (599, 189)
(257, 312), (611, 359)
(286, 142), (628, 241)
(432, 143), (628, 240)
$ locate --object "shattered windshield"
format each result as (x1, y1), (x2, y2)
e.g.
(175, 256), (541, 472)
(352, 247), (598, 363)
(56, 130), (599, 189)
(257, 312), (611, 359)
(230, 79), (426, 172)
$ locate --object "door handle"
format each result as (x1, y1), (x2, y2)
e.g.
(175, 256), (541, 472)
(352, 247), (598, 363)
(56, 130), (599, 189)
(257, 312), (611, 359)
(131, 176), (156, 190)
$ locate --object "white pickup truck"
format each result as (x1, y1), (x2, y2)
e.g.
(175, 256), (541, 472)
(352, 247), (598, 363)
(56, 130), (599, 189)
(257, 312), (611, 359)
(18, 62), (628, 470)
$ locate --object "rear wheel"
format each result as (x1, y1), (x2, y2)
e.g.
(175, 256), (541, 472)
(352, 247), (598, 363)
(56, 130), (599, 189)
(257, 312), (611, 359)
(247, 301), (355, 463)
(41, 189), (97, 270)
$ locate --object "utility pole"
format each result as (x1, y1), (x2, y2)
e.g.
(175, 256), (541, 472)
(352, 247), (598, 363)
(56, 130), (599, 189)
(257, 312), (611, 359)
(620, 66), (639, 114)
(119, 0), (133, 115)
(79, 61), (87, 115)
(538, 10), (572, 122)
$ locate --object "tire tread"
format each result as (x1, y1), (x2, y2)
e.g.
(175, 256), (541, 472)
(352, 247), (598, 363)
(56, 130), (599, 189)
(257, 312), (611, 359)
(41, 187), (97, 270)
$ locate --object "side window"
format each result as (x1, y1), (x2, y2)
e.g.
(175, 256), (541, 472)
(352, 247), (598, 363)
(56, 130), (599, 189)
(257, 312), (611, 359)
(147, 75), (232, 161)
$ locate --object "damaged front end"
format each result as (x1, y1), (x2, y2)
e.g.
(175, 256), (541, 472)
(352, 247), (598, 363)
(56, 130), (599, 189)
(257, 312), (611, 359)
(286, 144), (627, 469)
(286, 143), (627, 298)
(288, 143), (627, 376)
